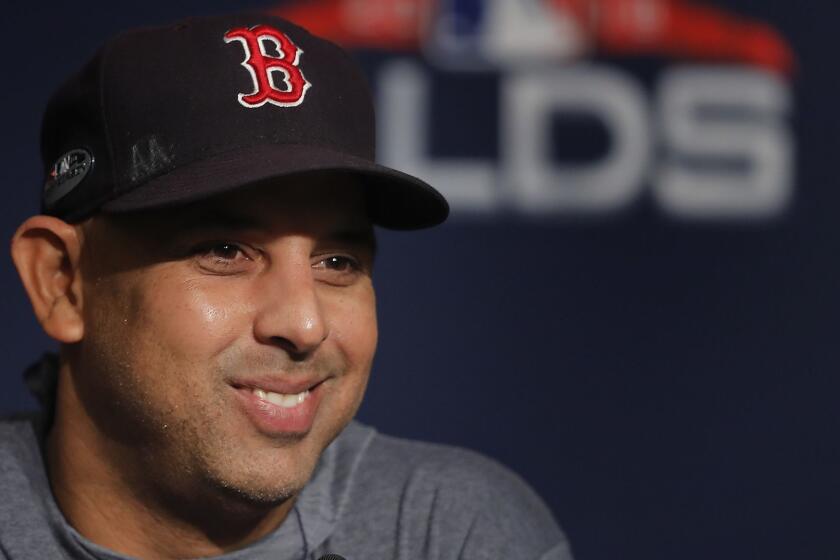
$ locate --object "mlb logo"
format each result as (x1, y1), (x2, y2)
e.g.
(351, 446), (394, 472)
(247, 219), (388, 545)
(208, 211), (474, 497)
(424, 0), (588, 69)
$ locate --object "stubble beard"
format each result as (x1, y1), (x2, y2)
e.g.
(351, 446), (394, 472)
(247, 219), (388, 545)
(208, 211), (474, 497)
(80, 335), (345, 516)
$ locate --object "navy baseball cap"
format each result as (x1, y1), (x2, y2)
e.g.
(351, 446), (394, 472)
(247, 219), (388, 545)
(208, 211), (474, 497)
(40, 13), (448, 229)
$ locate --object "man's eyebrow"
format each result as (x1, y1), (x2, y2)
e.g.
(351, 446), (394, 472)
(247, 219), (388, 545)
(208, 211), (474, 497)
(173, 210), (377, 252)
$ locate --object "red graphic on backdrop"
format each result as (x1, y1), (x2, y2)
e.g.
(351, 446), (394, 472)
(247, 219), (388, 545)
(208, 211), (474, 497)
(553, 0), (795, 75)
(271, 0), (794, 76)
(224, 25), (312, 108)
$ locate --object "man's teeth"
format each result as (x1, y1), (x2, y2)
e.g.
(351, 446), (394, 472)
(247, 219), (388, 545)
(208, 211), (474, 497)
(252, 388), (310, 408)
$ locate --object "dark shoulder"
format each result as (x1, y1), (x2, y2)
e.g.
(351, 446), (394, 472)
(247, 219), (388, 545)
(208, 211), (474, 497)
(0, 417), (72, 558)
(0, 417), (45, 492)
(0, 417), (41, 463)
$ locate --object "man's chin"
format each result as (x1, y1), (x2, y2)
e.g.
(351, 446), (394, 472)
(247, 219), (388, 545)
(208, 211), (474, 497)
(198, 455), (316, 511)
(215, 478), (300, 508)
(189, 417), (336, 511)
(148, 471), (303, 545)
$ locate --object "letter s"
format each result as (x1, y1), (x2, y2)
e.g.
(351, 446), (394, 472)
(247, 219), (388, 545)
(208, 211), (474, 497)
(655, 67), (793, 220)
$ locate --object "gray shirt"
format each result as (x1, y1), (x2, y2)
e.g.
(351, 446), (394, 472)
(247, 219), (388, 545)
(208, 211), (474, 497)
(0, 417), (572, 559)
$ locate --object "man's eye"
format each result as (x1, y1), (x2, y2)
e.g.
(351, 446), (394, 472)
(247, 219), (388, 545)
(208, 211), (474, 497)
(207, 243), (243, 260)
(316, 256), (358, 272)
(312, 255), (362, 284)
(193, 242), (252, 273)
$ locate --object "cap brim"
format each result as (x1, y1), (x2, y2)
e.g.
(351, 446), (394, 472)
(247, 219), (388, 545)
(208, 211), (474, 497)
(101, 144), (448, 230)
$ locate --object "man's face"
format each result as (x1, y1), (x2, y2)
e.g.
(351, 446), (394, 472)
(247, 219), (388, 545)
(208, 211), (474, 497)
(73, 177), (377, 507)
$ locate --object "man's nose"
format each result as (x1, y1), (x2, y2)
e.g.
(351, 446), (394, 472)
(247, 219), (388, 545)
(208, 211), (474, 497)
(253, 262), (328, 358)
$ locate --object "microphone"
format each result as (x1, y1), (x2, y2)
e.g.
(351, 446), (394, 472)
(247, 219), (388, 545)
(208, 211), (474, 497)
(317, 555), (346, 560)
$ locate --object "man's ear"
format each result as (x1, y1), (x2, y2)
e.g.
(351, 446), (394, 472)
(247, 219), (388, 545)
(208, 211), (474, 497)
(10, 216), (85, 343)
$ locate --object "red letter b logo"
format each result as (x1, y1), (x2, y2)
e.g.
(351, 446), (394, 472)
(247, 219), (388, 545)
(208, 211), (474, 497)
(224, 25), (312, 108)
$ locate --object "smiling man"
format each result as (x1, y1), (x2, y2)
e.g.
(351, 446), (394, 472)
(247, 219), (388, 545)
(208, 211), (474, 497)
(0, 12), (571, 560)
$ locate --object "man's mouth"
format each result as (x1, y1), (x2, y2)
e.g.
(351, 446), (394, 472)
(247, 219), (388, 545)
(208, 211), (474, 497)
(251, 387), (311, 409)
(231, 379), (327, 435)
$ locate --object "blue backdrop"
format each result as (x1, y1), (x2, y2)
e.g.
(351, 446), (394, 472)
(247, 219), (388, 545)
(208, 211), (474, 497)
(1, 1), (837, 559)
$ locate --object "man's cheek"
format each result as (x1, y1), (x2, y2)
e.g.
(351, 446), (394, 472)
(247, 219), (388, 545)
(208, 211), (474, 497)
(145, 285), (254, 353)
(330, 295), (378, 354)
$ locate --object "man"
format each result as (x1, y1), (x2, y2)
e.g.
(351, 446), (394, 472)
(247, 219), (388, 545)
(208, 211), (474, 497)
(0, 12), (571, 560)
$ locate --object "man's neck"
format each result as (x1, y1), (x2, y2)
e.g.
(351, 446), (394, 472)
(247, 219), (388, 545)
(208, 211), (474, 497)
(45, 364), (294, 559)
